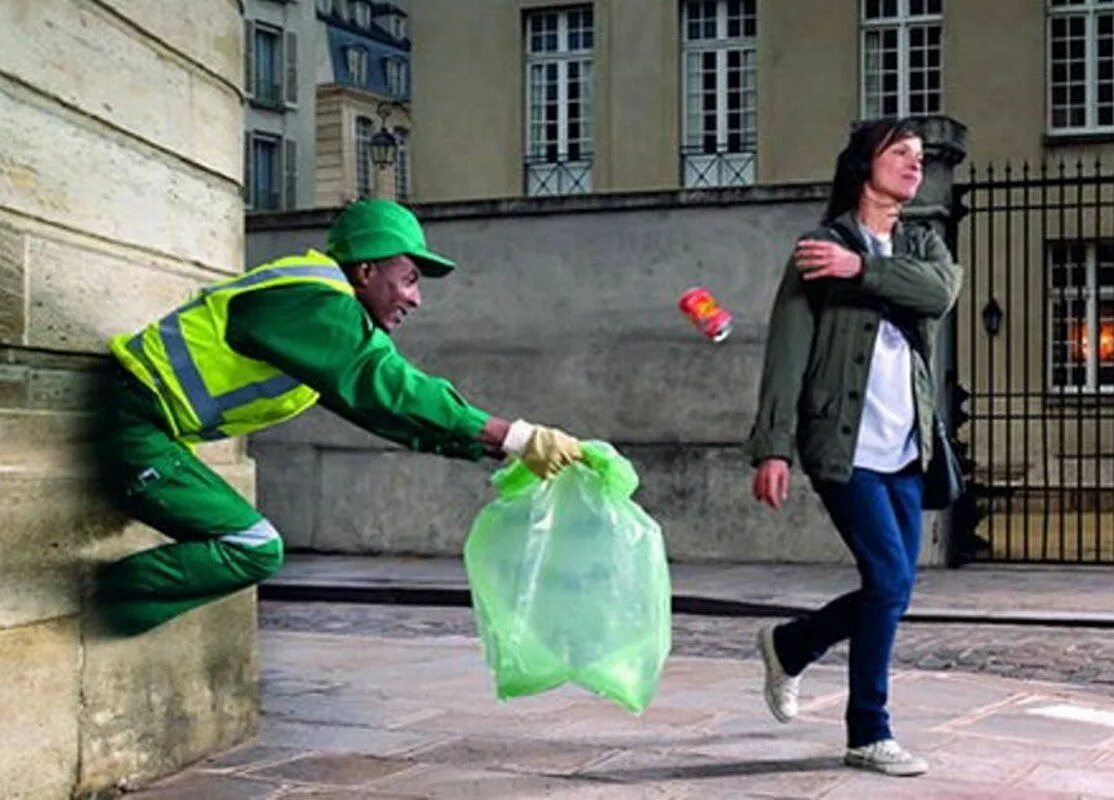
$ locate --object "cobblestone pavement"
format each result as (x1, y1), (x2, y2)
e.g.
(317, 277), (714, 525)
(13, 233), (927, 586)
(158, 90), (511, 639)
(260, 601), (1114, 692)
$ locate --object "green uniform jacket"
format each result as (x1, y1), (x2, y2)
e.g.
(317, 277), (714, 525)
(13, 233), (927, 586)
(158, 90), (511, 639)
(744, 210), (964, 483)
(112, 280), (490, 461)
(221, 282), (491, 460)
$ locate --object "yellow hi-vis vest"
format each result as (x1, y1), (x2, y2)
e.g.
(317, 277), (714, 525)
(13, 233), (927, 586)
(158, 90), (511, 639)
(109, 250), (354, 444)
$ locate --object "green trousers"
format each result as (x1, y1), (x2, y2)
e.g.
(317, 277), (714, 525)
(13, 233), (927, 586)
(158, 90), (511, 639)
(95, 367), (284, 635)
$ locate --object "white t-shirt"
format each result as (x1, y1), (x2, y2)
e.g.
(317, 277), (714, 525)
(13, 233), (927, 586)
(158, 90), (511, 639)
(852, 226), (920, 472)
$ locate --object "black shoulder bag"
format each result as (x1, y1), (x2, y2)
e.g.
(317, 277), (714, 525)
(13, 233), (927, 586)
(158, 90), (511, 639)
(827, 221), (965, 510)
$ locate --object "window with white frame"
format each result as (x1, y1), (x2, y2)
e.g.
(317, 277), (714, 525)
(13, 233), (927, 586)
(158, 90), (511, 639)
(1048, 240), (1114, 391)
(524, 6), (594, 196)
(346, 46), (368, 85)
(1048, 0), (1114, 132)
(351, 0), (373, 28)
(391, 14), (408, 40)
(395, 127), (410, 199)
(376, 10), (408, 40)
(355, 116), (374, 198)
(681, 0), (757, 188)
(385, 58), (408, 98)
(861, 0), (943, 118)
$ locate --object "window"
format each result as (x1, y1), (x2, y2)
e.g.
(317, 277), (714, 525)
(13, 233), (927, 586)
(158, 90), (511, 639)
(245, 22), (296, 107)
(389, 14), (408, 40)
(524, 6), (594, 196)
(1048, 240), (1114, 392)
(351, 0), (372, 28)
(375, 10), (408, 40)
(248, 134), (281, 210)
(355, 116), (374, 198)
(385, 58), (408, 98)
(395, 128), (411, 199)
(251, 24), (283, 105)
(861, 0), (943, 118)
(1048, 0), (1114, 132)
(346, 46), (368, 85)
(681, 0), (757, 188)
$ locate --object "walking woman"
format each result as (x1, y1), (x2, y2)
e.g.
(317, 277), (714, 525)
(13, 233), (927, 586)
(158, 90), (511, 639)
(744, 118), (962, 777)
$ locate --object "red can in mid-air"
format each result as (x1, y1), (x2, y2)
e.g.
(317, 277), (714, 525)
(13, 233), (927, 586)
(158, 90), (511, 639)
(678, 286), (733, 343)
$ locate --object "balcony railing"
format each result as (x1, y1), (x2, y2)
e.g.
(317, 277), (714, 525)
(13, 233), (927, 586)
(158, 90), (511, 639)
(251, 80), (284, 109)
(525, 154), (593, 196)
(681, 147), (756, 188)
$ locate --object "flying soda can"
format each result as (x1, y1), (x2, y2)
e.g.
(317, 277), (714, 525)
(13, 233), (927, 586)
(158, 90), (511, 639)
(677, 286), (733, 342)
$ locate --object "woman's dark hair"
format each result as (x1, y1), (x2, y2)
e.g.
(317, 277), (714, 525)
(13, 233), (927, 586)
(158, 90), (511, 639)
(822, 118), (921, 224)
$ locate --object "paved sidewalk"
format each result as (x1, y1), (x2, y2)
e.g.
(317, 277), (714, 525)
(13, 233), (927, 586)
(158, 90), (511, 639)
(130, 627), (1114, 799)
(264, 554), (1114, 625)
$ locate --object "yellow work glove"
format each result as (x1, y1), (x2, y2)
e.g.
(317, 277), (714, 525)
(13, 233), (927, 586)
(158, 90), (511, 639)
(503, 420), (582, 480)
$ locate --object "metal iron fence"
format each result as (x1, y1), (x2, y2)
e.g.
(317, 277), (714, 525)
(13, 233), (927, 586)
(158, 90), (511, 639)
(680, 147), (756, 188)
(953, 160), (1114, 564)
(524, 154), (593, 196)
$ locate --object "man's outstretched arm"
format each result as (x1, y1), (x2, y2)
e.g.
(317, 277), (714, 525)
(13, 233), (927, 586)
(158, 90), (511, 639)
(225, 284), (580, 475)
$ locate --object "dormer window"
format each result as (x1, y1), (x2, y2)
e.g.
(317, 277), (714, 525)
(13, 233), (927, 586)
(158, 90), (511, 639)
(345, 46), (368, 85)
(385, 57), (408, 97)
(389, 14), (407, 40)
(374, 6), (408, 40)
(351, 0), (373, 28)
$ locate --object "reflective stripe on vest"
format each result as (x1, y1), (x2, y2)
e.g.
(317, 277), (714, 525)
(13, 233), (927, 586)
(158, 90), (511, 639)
(134, 264), (345, 440)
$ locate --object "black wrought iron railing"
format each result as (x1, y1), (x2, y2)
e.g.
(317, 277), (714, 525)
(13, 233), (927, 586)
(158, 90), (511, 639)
(953, 159), (1114, 564)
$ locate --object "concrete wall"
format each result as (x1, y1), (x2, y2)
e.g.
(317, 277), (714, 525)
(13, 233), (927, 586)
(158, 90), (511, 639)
(1, 1), (259, 796)
(246, 187), (953, 566)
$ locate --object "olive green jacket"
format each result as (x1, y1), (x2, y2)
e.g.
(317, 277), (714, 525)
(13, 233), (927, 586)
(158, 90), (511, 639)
(744, 210), (964, 483)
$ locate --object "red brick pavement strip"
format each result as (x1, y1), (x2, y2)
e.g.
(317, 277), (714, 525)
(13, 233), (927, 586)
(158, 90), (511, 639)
(259, 601), (1114, 692)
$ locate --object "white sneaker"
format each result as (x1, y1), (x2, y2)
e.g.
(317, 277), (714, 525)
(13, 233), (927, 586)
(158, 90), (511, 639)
(845, 738), (929, 777)
(756, 625), (800, 723)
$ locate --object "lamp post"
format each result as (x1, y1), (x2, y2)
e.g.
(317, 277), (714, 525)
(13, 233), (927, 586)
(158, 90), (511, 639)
(369, 100), (402, 199)
(370, 127), (397, 170)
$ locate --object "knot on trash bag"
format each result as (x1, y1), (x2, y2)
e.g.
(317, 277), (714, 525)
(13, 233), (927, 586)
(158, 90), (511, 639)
(491, 440), (639, 500)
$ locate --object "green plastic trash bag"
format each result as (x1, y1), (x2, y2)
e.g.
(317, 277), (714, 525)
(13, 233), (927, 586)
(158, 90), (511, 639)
(464, 441), (671, 714)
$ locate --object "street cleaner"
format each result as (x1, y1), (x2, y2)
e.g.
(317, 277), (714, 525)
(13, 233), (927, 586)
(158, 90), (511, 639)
(95, 199), (582, 635)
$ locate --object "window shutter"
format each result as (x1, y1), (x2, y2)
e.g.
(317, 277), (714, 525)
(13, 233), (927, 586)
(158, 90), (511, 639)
(244, 133), (253, 206)
(285, 31), (298, 105)
(284, 138), (297, 210)
(244, 20), (255, 95)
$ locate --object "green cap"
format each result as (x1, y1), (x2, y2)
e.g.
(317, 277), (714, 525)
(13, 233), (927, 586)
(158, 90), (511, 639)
(325, 199), (456, 278)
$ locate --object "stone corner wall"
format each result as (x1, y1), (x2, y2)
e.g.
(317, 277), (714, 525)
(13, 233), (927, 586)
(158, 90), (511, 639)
(1, 2), (259, 796)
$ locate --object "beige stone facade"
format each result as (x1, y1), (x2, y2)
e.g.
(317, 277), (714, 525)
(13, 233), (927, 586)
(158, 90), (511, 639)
(0, 0), (259, 795)
(407, 0), (1114, 203)
(316, 84), (412, 205)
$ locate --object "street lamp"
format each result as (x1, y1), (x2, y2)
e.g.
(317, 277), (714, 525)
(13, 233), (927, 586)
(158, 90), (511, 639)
(371, 100), (404, 168)
(369, 127), (397, 169)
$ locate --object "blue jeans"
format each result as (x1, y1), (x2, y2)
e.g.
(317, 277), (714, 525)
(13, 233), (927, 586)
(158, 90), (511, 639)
(773, 464), (924, 748)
